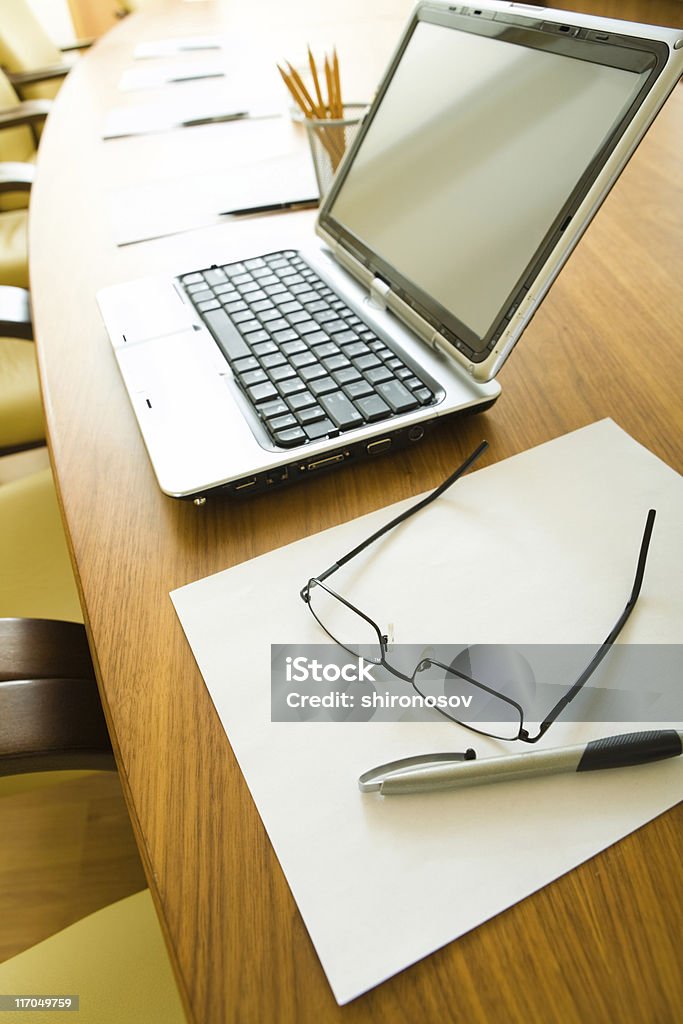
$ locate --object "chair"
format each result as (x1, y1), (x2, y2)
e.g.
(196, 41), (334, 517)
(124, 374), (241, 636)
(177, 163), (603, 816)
(0, 473), (187, 1023)
(0, 0), (92, 102)
(0, 285), (44, 453)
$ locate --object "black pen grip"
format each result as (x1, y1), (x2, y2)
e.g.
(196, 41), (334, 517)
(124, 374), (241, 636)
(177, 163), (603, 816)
(577, 730), (682, 772)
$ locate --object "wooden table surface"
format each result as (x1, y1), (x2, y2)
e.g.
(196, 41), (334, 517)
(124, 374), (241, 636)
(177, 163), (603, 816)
(29, 2), (682, 1021)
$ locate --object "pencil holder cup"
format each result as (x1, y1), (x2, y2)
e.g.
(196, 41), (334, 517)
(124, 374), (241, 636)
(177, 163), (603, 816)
(306, 105), (367, 197)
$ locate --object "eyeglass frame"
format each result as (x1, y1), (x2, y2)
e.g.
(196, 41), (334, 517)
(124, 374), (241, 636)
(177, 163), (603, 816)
(300, 441), (657, 743)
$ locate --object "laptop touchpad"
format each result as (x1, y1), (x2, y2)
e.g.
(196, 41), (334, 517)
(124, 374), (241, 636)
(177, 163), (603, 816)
(100, 279), (195, 347)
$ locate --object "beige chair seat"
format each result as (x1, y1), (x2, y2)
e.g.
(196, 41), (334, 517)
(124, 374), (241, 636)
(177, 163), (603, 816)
(0, 890), (186, 1023)
(0, 336), (43, 448)
(0, 208), (28, 287)
(0, 468), (81, 621)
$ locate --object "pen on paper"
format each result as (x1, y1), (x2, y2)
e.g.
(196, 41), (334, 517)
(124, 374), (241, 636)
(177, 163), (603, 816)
(182, 111), (248, 127)
(223, 198), (319, 217)
(359, 730), (683, 795)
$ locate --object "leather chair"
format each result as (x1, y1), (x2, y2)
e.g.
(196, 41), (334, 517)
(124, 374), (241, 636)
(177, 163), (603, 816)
(0, 0), (92, 103)
(0, 285), (43, 453)
(0, 471), (186, 1023)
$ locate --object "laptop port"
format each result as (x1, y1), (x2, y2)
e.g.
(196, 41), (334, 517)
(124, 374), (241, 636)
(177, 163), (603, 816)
(266, 467), (289, 485)
(408, 426), (424, 442)
(367, 438), (392, 455)
(307, 454), (346, 472)
(235, 477), (257, 491)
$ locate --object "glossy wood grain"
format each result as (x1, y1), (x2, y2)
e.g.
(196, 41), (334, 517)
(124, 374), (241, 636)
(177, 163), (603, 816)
(29, 2), (682, 1021)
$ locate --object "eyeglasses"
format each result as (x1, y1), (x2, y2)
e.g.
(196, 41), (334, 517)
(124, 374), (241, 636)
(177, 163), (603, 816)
(300, 441), (656, 743)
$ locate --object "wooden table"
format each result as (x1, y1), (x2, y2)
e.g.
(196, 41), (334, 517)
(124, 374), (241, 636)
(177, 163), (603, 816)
(30, 2), (682, 1021)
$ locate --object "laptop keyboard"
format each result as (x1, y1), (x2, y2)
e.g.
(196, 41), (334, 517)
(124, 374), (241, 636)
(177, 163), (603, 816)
(179, 250), (436, 449)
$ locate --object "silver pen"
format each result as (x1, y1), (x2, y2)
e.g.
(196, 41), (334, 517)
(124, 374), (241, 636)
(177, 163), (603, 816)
(359, 730), (683, 796)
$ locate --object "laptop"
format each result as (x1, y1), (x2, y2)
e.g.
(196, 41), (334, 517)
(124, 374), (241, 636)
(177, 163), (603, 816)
(97, 1), (683, 501)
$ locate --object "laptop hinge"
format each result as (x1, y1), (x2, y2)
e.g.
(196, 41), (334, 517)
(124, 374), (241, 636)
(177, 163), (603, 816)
(369, 276), (391, 311)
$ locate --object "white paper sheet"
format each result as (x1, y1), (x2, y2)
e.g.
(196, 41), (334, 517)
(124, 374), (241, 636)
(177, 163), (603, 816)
(133, 36), (226, 60)
(119, 63), (227, 91)
(171, 421), (683, 1004)
(108, 153), (318, 245)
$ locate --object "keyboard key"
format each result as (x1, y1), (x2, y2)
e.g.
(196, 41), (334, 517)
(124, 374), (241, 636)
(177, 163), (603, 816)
(181, 272), (203, 285)
(309, 376), (338, 397)
(314, 310), (338, 324)
(203, 309), (249, 361)
(415, 387), (434, 405)
(353, 354), (380, 371)
(269, 364), (296, 382)
(240, 369), (268, 387)
(396, 367), (412, 380)
(244, 257), (267, 269)
(273, 328), (299, 344)
(260, 308), (284, 323)
(312, 342), (340, 359)
(224, 263), (246, 277)
(343, 380), (373, 400)
(335, 330), (359, 344)
(343, 342), (370, 358)
(300, 364), (326, 383)
(237, 318), (261, 334)
(297, 320), (322, 335)
(291, 351), (317, 369)
(274, 426), (306, 448)
(260, 399), (288, 419)
(248, 382), (278, 404)
(279, 377), (306, 397)
(304, 418), (335, 440)
(319, 392), (364, 430)
(190, 289), (214, 305)
(333, 367), (361, 385)
(270, 413), (297, 430)
(325, 320), (349, 334)
(232, 309), (256, 324)
(267, 318), (289, 333)
(204, 268), (227, 286)
(305, 330), (330, 346)
(289, 391), (317, 412)
(232, 355), (259, 374)
(366, 366), (393, 385)
(281, 340), (307, 356)
(242, 329), (270, 345)
(261, 352), (286, 370)
(323, 354), (349, 372)
(252, 341), (278, 357)
(405, 376), (423, 391)
(356, 395), (391, 421)
(297, 405), (326, 425)
(279, 301), (304, 315)
(223, 299), (248, 314)
(377, 380), (419, 413)
(197, 299), (220, 312)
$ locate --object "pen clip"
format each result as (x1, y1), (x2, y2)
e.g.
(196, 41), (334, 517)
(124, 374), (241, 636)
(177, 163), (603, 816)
(359, 750), (476, 793)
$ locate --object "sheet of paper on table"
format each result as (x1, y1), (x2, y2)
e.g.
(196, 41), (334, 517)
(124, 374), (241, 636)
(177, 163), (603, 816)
(108, 152), (318, 245)
(119, 63), (228, 91)
(171, 420), (683, 1005)
(133, 36), (226, 60)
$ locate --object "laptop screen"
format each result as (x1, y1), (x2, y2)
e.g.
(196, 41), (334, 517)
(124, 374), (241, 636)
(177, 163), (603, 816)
(321, 5), (663, 364)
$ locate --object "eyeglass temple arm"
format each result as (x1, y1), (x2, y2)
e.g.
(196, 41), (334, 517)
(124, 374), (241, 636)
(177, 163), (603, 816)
(312, 441), (489, 587)
(530, 508), (656, 743)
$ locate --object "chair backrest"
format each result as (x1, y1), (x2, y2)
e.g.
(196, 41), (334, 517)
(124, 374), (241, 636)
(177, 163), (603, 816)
(0, 0), (64, 100)
(0, 67), (35, 164)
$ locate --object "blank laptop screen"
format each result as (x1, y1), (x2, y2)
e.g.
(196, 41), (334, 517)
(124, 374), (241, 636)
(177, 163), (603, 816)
(325, 15), (653, 354)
